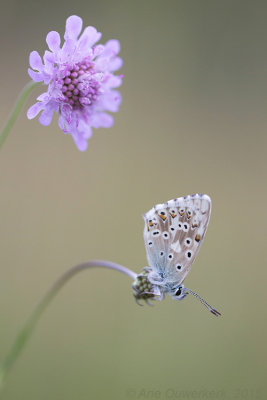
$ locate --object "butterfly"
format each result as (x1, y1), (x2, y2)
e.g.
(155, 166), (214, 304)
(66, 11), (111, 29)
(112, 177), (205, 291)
(132, 194), (221, 316)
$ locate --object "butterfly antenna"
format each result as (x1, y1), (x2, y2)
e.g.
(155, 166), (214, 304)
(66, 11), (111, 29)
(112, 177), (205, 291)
(184, 287), (221, 317)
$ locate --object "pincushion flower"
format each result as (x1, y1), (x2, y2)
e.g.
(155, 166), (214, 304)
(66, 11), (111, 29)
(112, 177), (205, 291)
(27, 15), (123, 151)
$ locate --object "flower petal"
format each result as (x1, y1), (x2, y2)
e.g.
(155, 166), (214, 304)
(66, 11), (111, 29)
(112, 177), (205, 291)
(28, 68), (45, 82)
(77, 120), (93, 139)
(43, 50), (55, 65)
(64, 15), (83, 40)
(100, 90), (122, 112)
(109, 57), (123, 71)
(58, 115), (68, 133)
(105, 39), (120, 55)
(93, 44), (104, 57)
(29, 51), (43, 71)
(46, 31), (61, 53)
(43, 51), (55, 78)
(37, 92), (50, 102)
(61, 104), (73, 124)
(61, 39), (76, 62)
(91, 112), (114, 129)
(27, 102), (44, 119)
(38, 107), (54, 126)
(95, 57), (109, 71)
(78, 26), (101, 50)
(104, 75), (123, 88)
(72, 131), (88, 151)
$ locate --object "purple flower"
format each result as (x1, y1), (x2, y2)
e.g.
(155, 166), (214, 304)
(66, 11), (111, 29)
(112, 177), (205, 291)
(27, 15), (123, 151)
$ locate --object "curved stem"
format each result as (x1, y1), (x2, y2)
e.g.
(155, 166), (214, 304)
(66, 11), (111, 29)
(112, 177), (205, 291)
(0, 260), (137, 387)
(0, 81), (38, 150)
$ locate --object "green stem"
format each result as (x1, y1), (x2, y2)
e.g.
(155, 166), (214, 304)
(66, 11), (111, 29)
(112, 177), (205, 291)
(0, 81), (38, 150)
(0, 260), (137, 388)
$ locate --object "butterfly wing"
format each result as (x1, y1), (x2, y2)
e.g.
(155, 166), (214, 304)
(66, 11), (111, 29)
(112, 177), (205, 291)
(143, 194), (211, 286)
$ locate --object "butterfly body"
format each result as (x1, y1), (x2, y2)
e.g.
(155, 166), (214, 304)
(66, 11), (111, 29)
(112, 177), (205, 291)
(132, 194), (221, 316)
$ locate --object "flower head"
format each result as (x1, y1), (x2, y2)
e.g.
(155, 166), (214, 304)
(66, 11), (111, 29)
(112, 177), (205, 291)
(27, 15), (123, 151)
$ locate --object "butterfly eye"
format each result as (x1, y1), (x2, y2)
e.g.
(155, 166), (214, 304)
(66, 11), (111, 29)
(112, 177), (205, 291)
(176, 264), (183, 271)
(175, 287), (182, 296)
(173, 284), (186, 300)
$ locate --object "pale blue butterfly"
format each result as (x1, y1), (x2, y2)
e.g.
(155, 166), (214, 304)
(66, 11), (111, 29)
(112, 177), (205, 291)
(132, 194), (221, 316)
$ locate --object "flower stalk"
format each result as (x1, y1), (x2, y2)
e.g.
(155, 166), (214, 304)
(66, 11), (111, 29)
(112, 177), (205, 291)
(0, 260), (137, 388)
(0, 81), (38, 150)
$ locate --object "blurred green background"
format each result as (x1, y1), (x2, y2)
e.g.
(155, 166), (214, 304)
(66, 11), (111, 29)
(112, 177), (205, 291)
(0, 0), (266, 399)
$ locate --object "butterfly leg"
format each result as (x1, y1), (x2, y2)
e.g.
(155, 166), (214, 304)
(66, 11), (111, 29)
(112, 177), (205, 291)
(134, 297), (144, 307)
(145, 299), (154, 307)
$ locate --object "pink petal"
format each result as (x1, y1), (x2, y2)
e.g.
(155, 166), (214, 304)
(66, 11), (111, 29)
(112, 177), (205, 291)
(93, 44), (104, 57)
(58, 115), (67, 133)
(29, 51), (43, 71)
(61, 39), (76, 61)
(105, 75), (123, 88)
(38, 107), (54, 126)
(78, 26), (101, 49)
(105, 39), (120, 55)
(95, 57), (109, 71)
(77, 120), (93, 139)
(28, 68), (44, 82)
(72, 132), (88, 151)
(61, 104), (73, 124)
(27, 102), (44, 119)
(37, 92), (49, 102)
(64, 15), (83, 41)
(43, 50), (54, 63)
(91, 112), (114, 128)
(109, 57), (123, 71)
(101, 91), (122, 112)
(46, 31), (61, 53)
(43, 51), (55, 78)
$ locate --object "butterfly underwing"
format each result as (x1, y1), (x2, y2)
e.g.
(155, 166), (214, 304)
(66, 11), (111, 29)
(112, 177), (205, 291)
(132, 194), (221, 316)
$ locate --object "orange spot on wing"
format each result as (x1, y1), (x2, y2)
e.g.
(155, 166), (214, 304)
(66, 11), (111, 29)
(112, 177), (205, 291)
(147, 220), (154, 231)
(195, 234), (201, 242)
(159, 214), (167, 221)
